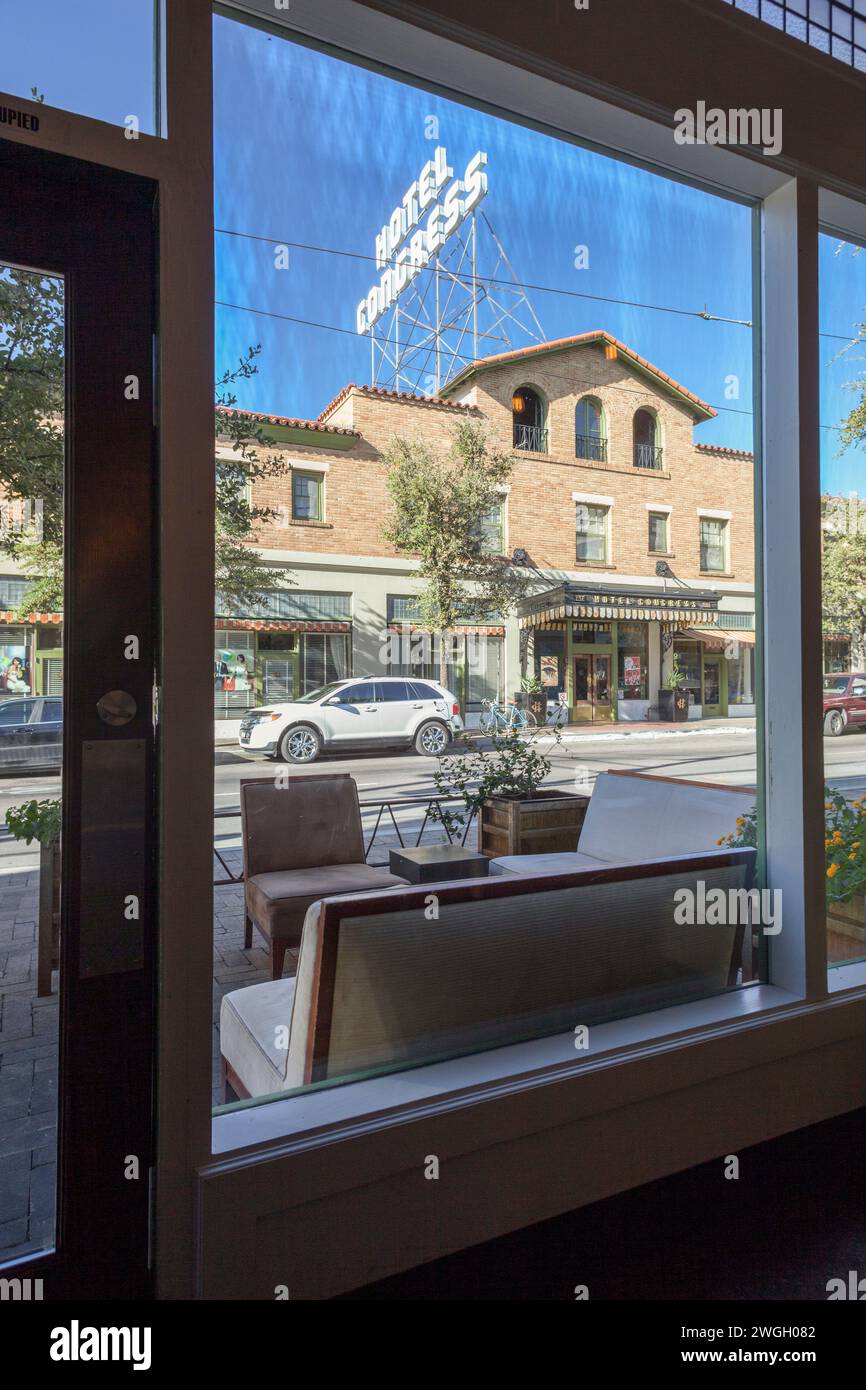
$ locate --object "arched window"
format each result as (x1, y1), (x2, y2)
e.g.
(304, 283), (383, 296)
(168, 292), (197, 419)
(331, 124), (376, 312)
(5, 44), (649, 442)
(633, 408), (662, 470)
(512, 386), (547, 453)
(575, 397), (607, 462)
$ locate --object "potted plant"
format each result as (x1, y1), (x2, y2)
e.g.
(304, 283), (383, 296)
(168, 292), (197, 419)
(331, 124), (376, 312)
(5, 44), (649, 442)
(430, 726), (587, 857)
(520, 674), (547, 724)
(6, 799), (61, 997)
(658, 655), (689, 722)
(722, 787), (866, 963)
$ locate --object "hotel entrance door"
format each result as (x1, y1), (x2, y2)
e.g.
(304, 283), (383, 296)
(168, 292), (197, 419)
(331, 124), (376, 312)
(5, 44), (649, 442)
(573, 654), (612, 722)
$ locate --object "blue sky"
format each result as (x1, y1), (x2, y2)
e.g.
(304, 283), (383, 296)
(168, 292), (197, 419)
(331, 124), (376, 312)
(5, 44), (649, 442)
(1, 7), (862, 491)
(0, 0), (156, 132)
(213, 16), (756, 453)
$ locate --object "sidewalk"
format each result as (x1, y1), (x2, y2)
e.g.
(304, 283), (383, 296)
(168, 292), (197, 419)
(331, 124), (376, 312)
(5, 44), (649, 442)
(214, 714), (756, 748)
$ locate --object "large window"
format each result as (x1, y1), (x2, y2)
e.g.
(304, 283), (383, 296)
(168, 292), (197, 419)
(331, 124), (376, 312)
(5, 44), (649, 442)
(209, 9), (760, 1122)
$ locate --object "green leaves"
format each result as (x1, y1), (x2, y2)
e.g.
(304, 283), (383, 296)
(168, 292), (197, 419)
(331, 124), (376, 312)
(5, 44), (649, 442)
(6, 798), (61, 846)
(429, 725), (558, 835)
(382, 419), (529, 655)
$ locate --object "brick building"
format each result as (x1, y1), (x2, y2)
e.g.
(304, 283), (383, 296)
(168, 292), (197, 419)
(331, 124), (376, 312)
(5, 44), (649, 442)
(215, 329), (757, 724)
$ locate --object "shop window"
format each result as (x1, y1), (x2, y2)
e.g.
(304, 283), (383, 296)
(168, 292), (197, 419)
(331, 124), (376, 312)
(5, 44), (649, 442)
(700, 516), (729, 572)
(633, 409), (662, 470)
(292, 471), (323, 521)
(534, 630), (566, 702)
(618, 622), (649, 700)
(512, 386), (547, 453)
(575, 503), (609, 563)
(673, 639), (702, 705)
(214, 631), (256, 714)
(726, 643), (754, 705)
(300, 632), (350, 693)
(575, 397), (607, 462)
(648, 511), (669, 554)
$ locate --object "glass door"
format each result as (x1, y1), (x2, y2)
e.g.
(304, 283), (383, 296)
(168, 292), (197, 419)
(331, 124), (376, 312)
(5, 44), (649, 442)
(702, 656), (724, 717)
(573, 654), (612, 722)
(0, 139), (157, 1299)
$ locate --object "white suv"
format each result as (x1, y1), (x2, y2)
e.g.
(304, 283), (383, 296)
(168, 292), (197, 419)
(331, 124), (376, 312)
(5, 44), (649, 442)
(238, 676), (464, 763)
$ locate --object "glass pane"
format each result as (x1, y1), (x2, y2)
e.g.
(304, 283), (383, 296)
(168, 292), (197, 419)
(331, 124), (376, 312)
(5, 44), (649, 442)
(0, 0), (163, 136)
(0, 263), (64, 1258)
(818, 229), (866, 970)
(212, 12), (760, 1109)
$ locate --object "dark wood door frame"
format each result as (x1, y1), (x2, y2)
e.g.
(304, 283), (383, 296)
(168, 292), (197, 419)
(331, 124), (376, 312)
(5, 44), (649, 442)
(0, 139), (158, 1299)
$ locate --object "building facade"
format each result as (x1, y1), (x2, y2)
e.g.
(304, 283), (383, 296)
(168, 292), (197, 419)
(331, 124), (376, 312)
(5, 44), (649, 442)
(213, 331), (757, 725)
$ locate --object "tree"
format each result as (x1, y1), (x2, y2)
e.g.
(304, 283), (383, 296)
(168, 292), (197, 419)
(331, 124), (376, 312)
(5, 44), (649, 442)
(0, 262), (293, 613)
(382, 419), (528, 687)
(822, 527), (866, 668)
(824, 349), (866, 665)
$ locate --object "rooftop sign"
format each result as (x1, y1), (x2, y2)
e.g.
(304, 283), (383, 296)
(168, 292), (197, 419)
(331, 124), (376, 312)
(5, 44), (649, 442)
(356, 146), (488, 335)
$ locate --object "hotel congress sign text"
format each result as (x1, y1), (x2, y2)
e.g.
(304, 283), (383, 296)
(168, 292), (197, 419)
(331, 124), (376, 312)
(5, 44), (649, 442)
(356, 146), (488, 335)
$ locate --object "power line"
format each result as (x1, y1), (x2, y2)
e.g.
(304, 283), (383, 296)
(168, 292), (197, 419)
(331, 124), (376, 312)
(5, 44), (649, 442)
(215, 297), (754, 420)
(215, 226), (753, 328)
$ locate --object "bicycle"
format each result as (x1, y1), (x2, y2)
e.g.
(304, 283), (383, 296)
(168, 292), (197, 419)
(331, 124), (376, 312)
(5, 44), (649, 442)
(478, 697), (537, 734)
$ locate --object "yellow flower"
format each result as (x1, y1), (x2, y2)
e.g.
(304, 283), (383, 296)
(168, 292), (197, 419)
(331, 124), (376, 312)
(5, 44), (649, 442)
(827, 863), (840, 878)
(736, 817), (744, 827)
(853, 842), (861, 850)
(833, 831), (844, 843)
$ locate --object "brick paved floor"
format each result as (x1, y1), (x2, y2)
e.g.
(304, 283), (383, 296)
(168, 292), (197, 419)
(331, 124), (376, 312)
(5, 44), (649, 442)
(0, 810), (454, 1262)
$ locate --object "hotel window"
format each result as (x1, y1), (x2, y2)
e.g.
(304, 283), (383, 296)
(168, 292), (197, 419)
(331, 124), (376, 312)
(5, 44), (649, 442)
(633, 408), (662, 470)
(700, 516), (728, 572)
(575, 502), (609, 563)
(512, 386), (547, 453)
(575, 397), (607, 461)
(292, 470), (323, 521)
(648, 511), (669, 554)
(476, 499), (505, 553)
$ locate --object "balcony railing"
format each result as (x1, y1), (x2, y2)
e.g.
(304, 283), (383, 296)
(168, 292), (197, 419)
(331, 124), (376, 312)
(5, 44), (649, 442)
(513, 422), (548, 453)
(634, 442), (664, 470)
(575, 433), (608, 463)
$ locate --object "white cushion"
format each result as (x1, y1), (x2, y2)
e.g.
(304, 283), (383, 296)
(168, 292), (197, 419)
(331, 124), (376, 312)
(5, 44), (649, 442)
(578, 773), (752, 863)
(220, 976), (295, 1099)
(490, 851), (609, 876)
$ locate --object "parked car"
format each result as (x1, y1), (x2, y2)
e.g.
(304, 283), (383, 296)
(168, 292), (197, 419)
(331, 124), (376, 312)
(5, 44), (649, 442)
(239, 676), (464, 763)
(0, 696), (63, 768)
(822, 672), (866, 736)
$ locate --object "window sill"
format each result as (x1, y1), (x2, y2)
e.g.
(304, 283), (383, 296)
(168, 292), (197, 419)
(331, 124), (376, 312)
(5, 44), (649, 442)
(700, 570), (734, 578)
(288, 519), (332, 529)
(649, 551), (675, 559)
(574, 561), (616, 569)
(211, 981), (807, 1157)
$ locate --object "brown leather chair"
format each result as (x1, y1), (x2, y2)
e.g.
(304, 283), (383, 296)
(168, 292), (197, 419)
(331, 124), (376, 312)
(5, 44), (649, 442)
(241, 773), (409, 979)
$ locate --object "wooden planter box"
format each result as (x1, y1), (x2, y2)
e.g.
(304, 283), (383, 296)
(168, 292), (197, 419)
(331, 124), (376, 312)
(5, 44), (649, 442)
(827, 894), (866, 965)
(658, 689), (689, 722)
(478, 790), (588, 859)
(37, 839), (61, 997)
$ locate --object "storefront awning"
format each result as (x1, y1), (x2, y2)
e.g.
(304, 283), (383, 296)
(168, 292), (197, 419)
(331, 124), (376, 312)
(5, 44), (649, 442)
(215, 618), (351, 634)
(518, 582), (720, 627)
(681, 626), (756, 647)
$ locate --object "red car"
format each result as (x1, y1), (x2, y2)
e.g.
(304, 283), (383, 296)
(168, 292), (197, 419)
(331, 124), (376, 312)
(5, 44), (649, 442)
(823, 672), (866, 736)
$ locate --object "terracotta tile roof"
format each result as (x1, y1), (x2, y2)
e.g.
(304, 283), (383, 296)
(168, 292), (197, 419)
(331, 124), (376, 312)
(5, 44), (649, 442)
(441, 330), (716, 421)
(695, 442), (754, 459)
(216, 406), (358, 437)
(317, 382), (477, 422)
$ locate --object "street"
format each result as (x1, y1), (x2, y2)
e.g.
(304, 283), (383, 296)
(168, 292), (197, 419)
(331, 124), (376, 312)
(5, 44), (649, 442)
(3, 722), (866, 871)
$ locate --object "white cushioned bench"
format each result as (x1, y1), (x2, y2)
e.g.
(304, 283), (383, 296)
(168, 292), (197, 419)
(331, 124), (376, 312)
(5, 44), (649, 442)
(490, 771), (755, 876)
(220, 843), (756, 1101)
